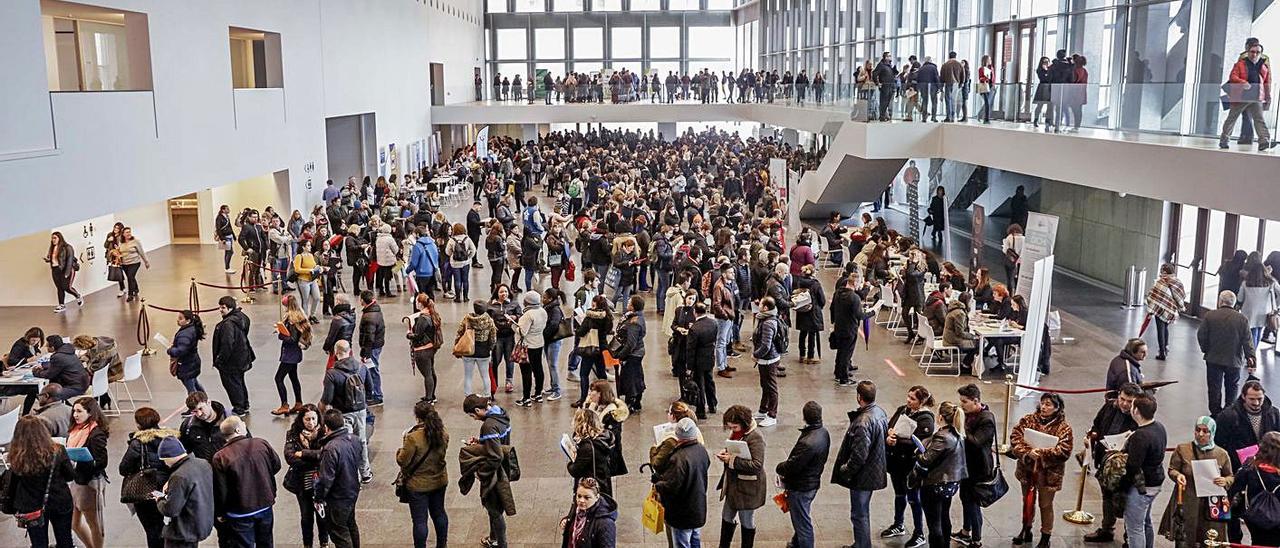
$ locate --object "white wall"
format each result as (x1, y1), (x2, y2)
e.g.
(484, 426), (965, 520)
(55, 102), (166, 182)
(0, 0), (484, 243)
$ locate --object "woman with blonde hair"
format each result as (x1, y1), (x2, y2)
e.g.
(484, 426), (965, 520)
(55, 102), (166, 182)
(918, 402), (968, 548)
(273, 295), (311, 415)
(293, 239), (324, 324)
(567, 408), (615, 497)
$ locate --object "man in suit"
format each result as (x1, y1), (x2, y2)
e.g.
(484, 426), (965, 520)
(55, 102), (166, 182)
(686, 302), (720, 420)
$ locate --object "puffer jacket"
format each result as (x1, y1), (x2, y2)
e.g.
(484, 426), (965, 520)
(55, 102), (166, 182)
(375, 231), (399, 266)
(832, 403), (889, 491)
(917, 426), (967, 486)
(1011, 411), (1074, 490)
(751, 310), (782, 365)
(120, 427), (181, 479)
(560, 494), (618, 548)
(942, 300), (977, 349)
(613, 311), (645, 360)
(358, 303), (385, 358)
(322, 303), (356, 354)
(212, 309), (255, 372)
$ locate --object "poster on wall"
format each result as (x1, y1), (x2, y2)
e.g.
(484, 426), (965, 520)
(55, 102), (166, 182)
(1016, 212), (1060, 300)
(768, 158), (787, 201)
(476, 126), (490, 160)
(378, 146), (388, 177)
(970, 204), (985, 272)
(388, 143), (399, 178)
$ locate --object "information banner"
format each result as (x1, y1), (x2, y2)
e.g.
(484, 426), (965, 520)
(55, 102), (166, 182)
(1015, 254), (1055, 399)
(476, 126), (490, 160)
(971, 204), (985, 272)
(1016, 212), (1059, 300)
(769, 158), (788, 200)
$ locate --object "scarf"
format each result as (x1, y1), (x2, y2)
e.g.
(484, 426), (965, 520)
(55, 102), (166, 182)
(1195, 416), (1217, 451)
(68, 420), (97, 448)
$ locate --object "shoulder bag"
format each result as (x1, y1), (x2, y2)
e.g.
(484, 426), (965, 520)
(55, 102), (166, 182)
(394, 441), (430, 504)
(121, 444), (167, 504)
(15, 462), (56, 529)
(971, 457), (1010, 507)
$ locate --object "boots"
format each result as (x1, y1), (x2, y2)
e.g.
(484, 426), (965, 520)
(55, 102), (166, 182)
(1012, 526), (1033, 545)
(741, 527), (756, 548)
(719, 521), (736, 548)
(1036, 533), (1051, 548)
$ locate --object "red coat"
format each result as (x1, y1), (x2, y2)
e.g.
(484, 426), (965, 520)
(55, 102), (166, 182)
(1228, 57), (1271, 104)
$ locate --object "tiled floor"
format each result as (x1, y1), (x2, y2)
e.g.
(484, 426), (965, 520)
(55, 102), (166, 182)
(0, 197), (1273, 547)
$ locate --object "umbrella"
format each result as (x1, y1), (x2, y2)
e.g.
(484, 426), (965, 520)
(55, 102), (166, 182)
(1138, 313), (1153, 337)
(1165, 483), (1186, 543)
(863, 316), (872, 350)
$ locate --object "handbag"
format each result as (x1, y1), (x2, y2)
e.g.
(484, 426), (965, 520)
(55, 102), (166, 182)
(972, 461), (1010, 507)
(550, 318), (573, 342)
(641, 487), (666, 534)
(107, 265), (124, 282)
(976, 82), (991, 94)
(773, 491), (790, 513)
(566, 259), (576, 282)
(452, 328), (476, 358)
(121, 468), (166, 504)
(394, 445), (430, 504)
(503, 445), (521, 482)
(15, 463), (55, 529)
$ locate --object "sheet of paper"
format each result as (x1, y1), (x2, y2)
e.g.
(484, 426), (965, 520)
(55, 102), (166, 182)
(152, 333), (171, 348)
(1023, 428), (1060, 450)
(559, 433), (576, 462)
(724, 440), (750, 459)
(893, 415), (918, 439)
(653, 422), (676, 443)
(1101, 431), (1132, 451)
(1191, 459), (1227, 497)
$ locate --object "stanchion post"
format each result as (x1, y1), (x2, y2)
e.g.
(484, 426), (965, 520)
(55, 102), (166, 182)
(139, 299), (156, 356)
(1062, 443), (1095, 524)
(189, 277), (199, 311)
(999, 374), (1014, 454)
(1203, 530), (1221, 547)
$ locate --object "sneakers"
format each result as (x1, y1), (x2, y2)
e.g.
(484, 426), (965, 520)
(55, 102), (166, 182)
(516, 398), (532, 408)
(951, 531), (972, 546)
(225, 268), (238, 274)
(904, 534), (926, 548)
(481, 538), (500, 548)
(1219, 138), (1230, 149)
(118, 290), (126, 298)
(545, 390), (563, 401)
(566, 371), (580, 382)
(758, 416), (778, 427)
(53, 305), (66, 313)
(504, 381), (514, 393)
(360, 474), (373, 485)
(533, 394), (544, 403)
(836, 379), (855, 387)
(880, 524), (906, 538)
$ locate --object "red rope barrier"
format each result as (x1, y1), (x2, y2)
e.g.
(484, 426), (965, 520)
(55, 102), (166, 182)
(196, 281), (271, 291)
(146, 303), (220, 314)
(244, 260), (288, 274)
(188, 279), (200, 311)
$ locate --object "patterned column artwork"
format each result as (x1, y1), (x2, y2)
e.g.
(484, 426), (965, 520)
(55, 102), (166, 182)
(904, 162), (922, 242)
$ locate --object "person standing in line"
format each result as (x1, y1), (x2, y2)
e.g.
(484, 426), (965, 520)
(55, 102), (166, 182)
(167, 310), (206, 394)
(917, 402), (967, 548)
(237, 211), (269, 290)
(830, 272), (866, 386)
(711, 260), (739, 379)
(178, 391), (229, 461)
(216, 205), (237, 274)
(45, 231), (83, 312)
(1157, 416), (1233, 548)
(8, 416), (77, 547)
(940, 52), (964, 122)
(1083, 383), (1140, 544)
(268, 217), (294, 295)
(652, 417), (711, 548)
(613, 295), (648, 413)
(408, 225), (441, 300)
(953, 385), (997, 548)
(1009, 393), (1074, 547)
(832, 380), (889, 548)
(66, 398), (108, 548)
(467, 203), (485, 269)
(515, 291), (547, 407)
(374, 225), (399, 298)
(572, 294), (613, 407)
(396, 400), (450, 548)
(292, 240), (325, 324)
(272, 296), (310, 416)
(793, 264), (826, 366)
(1144, 263), (1186, 361)
(752, 297), (783, 428)
(119, 407), (177, 548)
(458, 302), (495, 396)
(322, 293), (356, 371)
(320, 340), (372, 484)
(212, 296), (254, 417)
(687, 301), (721, 420)
(540, 289), (566, 402)
(566, 408), (616, 498)
(459, 394), (515, 548)
(775, 401), (829, 548)
(154, 437), (216, 548)
(1197, 290), (1255, 416)
(1219, 41), (1272, 151)
(977, 55), (995, 124)
(445, 224), (476, 302)
(409, 293), (444, 403)
(1121, 393), (1167, 548)
(210, 415), (281, 547)
(1214, 380), (1279, 548)
(282, 404), (329, 548)
(489, 284), (523, 395)
(558, 477), (617, 547)
(357, 290), (386, 406)
(1236, 260), (1280, 348)
(1226, 431), (1280, 546)
(883, 386), (936, 548)
(314, 408), (364, 548)
(716, 406), (767, 548)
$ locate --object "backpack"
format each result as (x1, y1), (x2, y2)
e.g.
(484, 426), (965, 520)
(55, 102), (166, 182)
(450, 237), (469, 263)
(1098, 451), (1129, 492)
(341, 370), (366, 411)
(752, 316), (786, 355)
(1244, 468), (1280, 530)
(567, 179), (583, 198)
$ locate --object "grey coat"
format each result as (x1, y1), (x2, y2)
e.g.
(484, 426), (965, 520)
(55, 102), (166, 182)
(158, 455), (215, 544)
(1197, 306), (1254, 368)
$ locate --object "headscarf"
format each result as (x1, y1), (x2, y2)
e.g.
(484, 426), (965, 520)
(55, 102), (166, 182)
(1195, 416), (1217, 452)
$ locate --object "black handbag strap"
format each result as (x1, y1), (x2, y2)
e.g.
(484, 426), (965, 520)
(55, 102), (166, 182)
(38, 455), (56, 513)
(399, 431), (431, 483)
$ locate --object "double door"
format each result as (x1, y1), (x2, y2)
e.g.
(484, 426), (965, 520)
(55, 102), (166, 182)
(990, 21), (1041, 122)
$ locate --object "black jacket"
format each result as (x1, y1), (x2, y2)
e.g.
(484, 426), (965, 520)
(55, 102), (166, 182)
(69, 424), (109, 485)
(793, 275), (826, 332)
(1122, 421), (1167, 490)
(1198, 306), (1254, 368)
(567, 432), (616, 498)
(832, 403), (889, 491)
(887, 406), (936, 473)
(179, 401), (229, 461)
(323, 304), (356, 354)
(559, 494), (618, 548)
(211, 435), (281, 516)
(315, 427), (363, 506)
(212, 309), (255, 372)
(653, 440), (710, 530)
(34, 343), (89, 395)
(918, 426), (967, 485)
(358, 303), (385, 358)
(120, 427), (180, 479)
(962, 405), (998, 482)
(830, 286), (866, 345)
(1089, 399), (1139, 469)
(10, 448), (75, 515)
(1105, 350), (1143, 392)
(1216, 395), (1280, 469)
(775, 423), (830, 492)
(322, 356), (368, 413)
(5, 338), (40, 369)
(685, 316), (719, 373)
(1048, 56), (1076, 84)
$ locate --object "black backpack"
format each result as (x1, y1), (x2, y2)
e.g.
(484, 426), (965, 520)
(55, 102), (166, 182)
(450, 237), (470, 263)
(341, 371), (366, 411)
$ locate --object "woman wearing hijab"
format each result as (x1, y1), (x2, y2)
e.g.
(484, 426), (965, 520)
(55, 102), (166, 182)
(1158, 417), (1232, 547)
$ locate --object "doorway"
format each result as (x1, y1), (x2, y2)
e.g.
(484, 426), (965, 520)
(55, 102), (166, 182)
(325, 113), (377, 186)
(430, 63), (445, 106)
(991, 21), (1039, 122)
(168, 193), (200, 244)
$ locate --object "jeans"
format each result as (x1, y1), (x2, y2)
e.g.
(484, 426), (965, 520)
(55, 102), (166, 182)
(722, 505), (756, 528)
(275, 362), (302, 405)
(451, 265), (470, 300)
(26, 508), (73, 548)
(715, 318), (733, 371)
(484, 499), (507, 547)
(671, 527), (702, 548)
(51, 267), (81, 306)
(366, 347), (384, 401)
(879, 85), (895, 119)
(296, 491), (328, 548)
(297, 280), (320, 318)
(134, 499), (166, 548)
(1153, 317), (1170, 355)
(407, 488), (448, 548)
(544, 339), (562, 393)
(921, 485), (956, 548)
(463, 357), (491, 395)
(980, 92), (993, 122)
(943, 84), (958, 120)
(180, 376), (205, 394)
(787, 489), (817, 548)
(343, 409), (371, 478)
(1251, 326), (1263, 348)
(272, 257), (290, 293)
(1206, 363), (1242, 416)
(412, 348), (437, 401)
(891, 469), (924, 533)
(655, 270), (673, 312)
(219, 369), (250, 415)
(849, 489), (873, 548)
(959, 481), (984, 542)
(577, 353), (607, 404)
(492, 336), (516, 384)
(326, 503), (360, 548)
(224, 508), (274, 548)
(1123, 486), (1158, 548)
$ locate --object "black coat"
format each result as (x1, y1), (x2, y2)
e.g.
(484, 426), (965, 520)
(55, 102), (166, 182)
(567, 432), (615, 498)
(10, 448), (75, 515)
(323, 304), (356, 354)
(775, 423), (830, 492)
(35, 343), (89, 395)
(887, 406), (936, 474)
(1089, 399), (1139, 470)
(179, 401), (229, 461)
(1216, 396), (1280, 469)
(832, 403), (889, 491)
(962, 406), (998, 482)
(212, 309), (255, 373)
(685, 316), (719, 373)
(560, 495), (618, 548)
(793, 275), (826, 332)
(70, 424), (109, 485)
(358, 303), (385, 358)
(829, 287), (865, 346)
(654, 440), (710, 530)
(167, 324), (202, 380)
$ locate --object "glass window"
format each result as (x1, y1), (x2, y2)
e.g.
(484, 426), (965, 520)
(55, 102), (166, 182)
(670, 0), (698, 9)
(496, 28), (528, 59)
(650, 61), (681, 77)
(1238, 215), (1262, 253)
(535, 28), (565, 59)
(574, 27), (604, 58)
(536, 62), (566, 76)
(593, 0), (622, 10)
(708, 0), (734, 9)
(497, 62), (527, 78)
(487, 0), (507, 13)
(1119, 1), (1189, 133)
(612, 27), (642, 58)
(1265, 221), (1280, 257)
(689, 26), (735, 61)
(514, 0), (543, 12)
(630, 0), (660, 10)
(650, 27), (681, 58)
(1174, 205), (1198, 293)
(1201, 209), (1227, 310)
(573, 61), (603, 73)
(553, 0), (583, 11)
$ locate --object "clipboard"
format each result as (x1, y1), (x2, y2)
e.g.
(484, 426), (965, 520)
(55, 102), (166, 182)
(1023, 428), (1060, 450)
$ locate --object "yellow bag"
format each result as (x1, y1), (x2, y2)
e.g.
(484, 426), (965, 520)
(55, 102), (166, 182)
(641, 487), (665, 534)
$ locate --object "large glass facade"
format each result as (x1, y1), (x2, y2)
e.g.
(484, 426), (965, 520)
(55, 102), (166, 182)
(757, 0), (1275, 138)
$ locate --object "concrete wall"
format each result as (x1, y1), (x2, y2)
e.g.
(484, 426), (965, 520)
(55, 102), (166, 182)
(1038, 180), (1164, 289)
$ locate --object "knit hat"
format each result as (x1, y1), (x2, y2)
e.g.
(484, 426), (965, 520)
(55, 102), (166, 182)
(157, 437), (186, 459)
(522, 291), (541, 307)
(674, 417), (700, 441)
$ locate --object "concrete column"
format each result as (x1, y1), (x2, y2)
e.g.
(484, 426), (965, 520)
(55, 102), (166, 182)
(658, 122), (676, 141)
(781, 128), (799, 147)
(521, 123), (539, 142)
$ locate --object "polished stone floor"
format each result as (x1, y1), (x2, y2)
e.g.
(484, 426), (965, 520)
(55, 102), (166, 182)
(1, 204), (1274, 547)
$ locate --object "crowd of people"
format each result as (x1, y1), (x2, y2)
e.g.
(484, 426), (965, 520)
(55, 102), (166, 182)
(480, 67), (831, 106)
(6, 125), (1280, 548)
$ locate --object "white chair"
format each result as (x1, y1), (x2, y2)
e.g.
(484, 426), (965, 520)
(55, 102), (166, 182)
(112, 352), (153, 413)
(918, 321), (961, 377)
(90, 367), (119, 417)
(0, 403), (22, 466)
(909, 313), (930, 357)
(815, 238), (835, 269)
